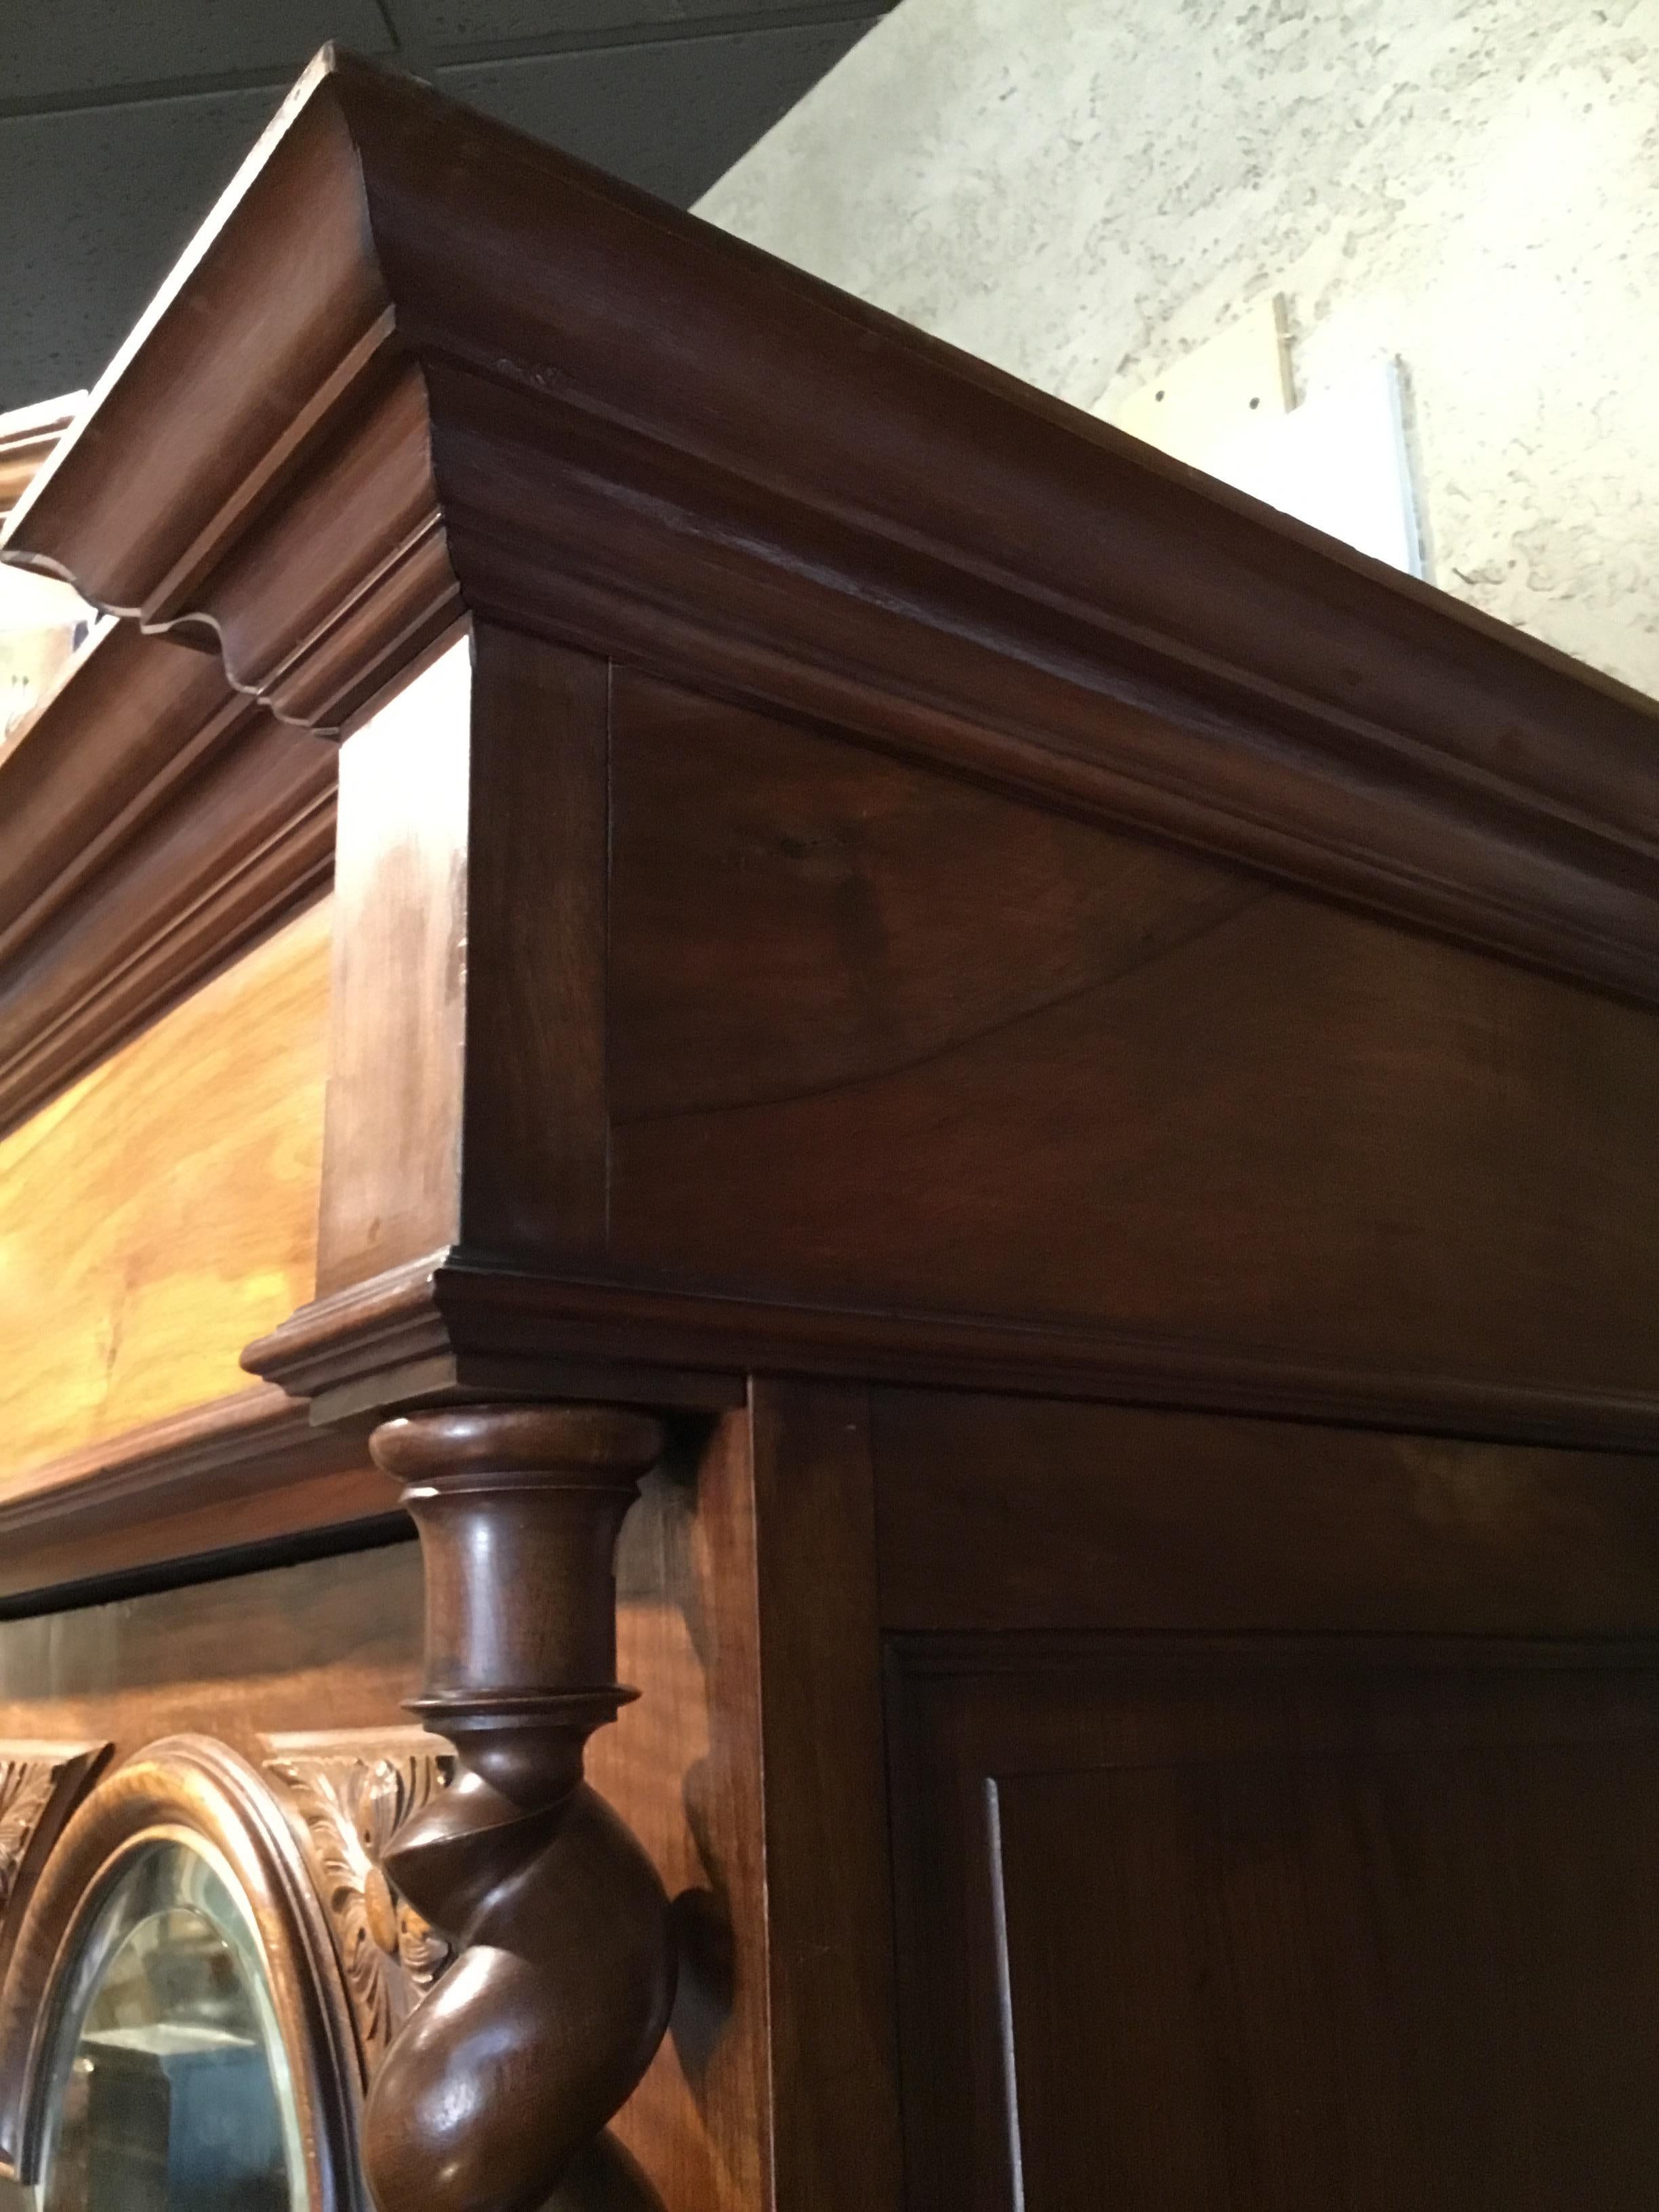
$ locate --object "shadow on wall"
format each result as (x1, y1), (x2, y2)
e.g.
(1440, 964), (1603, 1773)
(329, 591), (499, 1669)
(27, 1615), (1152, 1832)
(0, 0), (888, 408)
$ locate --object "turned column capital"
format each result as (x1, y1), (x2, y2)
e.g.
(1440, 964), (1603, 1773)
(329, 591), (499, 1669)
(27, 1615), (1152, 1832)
(369, 1404), (667, 1487)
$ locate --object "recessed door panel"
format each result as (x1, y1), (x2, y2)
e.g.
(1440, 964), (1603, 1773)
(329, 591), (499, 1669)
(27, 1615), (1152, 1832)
(889, 1639), (1659, 2211)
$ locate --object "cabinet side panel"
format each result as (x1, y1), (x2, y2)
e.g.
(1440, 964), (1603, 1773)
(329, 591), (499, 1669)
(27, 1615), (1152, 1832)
(749, 1380), (904, 2212)
(606, 674), (1659, 1401)
(0, 897), (330, 1477)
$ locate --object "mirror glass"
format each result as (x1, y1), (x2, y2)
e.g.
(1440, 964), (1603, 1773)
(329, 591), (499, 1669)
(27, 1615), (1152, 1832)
(36, 1837), (303, 2212)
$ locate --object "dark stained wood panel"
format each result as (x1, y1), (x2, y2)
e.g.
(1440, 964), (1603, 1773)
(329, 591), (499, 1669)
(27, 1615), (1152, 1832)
(0, 1539), (421, 1765)
(747, 1381), (904, 2212)
(888, 1638), (1659, 2212)
(607, 670), (1256, 1125)
(607, 676), (1659, 1400)
(998, 1742), (1659, 2211)
(873, 1388), (1659, 1637)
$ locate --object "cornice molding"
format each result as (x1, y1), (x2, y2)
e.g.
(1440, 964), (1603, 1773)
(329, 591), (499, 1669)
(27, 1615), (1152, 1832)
(243, 1248), (1659, 1453)
(3, 53), (1659, 1000)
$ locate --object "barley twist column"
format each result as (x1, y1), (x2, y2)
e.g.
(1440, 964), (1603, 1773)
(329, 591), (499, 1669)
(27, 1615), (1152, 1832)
(362, 1406), (675, 2212)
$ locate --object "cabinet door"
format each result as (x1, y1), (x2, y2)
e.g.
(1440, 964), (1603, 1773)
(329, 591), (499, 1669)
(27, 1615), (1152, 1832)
(888, 1637), (1659, 2212)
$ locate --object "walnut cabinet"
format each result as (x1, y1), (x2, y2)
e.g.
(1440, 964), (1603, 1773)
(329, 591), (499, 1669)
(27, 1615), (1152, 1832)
(3, 49), (1659, 2212)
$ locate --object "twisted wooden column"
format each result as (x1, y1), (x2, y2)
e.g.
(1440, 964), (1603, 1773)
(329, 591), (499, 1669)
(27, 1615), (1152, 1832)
(363, 1406), (676, 2212)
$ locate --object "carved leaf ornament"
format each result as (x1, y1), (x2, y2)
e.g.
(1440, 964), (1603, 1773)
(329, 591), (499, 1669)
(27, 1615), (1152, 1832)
(263, 1732), (454, 2078)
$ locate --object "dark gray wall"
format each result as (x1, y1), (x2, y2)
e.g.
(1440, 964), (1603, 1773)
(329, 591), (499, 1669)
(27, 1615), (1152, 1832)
(0, 0), (882, 409)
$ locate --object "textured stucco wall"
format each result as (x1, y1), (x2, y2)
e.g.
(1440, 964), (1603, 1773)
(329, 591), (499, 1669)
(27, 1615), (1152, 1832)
(698, 0), (1659, 698)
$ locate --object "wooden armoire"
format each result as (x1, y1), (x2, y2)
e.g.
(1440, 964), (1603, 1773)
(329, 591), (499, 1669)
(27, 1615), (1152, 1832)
(3, 46), (1659, 2212)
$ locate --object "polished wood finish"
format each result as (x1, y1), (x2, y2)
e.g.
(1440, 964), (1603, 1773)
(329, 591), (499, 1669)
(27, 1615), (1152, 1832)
(436, 1386), (899, 2212)
(746, 1382), (903, 2212)
(0, 1385), (386, 1609)
(888, 1635), (1659, 2211)
(10, 56), (1659, 1008)
(363, 1406), (675, 2212)
(873, 1389), (1659, 1635)
(8, 49), (1659, 2212)
(316, 624), (609, 1296)
(0, 619), (334, 1140)
(0, 1541), (421, 1765)
(0, 899), (329, 1475)
(594, 1419), (772, 2212)
(605, 676), (1659, 1410)
(253, 664), (1659, 1449)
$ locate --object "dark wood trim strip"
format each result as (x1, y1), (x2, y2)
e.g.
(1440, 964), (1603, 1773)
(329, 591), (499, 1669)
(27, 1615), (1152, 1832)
(6, 55), (1659, 1006)
(748, 1380), (905, 2211)
(242, 1250), (1659, 1452)
(0, 1387), (389, 1605)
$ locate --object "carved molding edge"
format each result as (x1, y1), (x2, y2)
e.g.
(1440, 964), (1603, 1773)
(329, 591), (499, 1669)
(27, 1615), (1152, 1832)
(0, 1742), (110, 1986)
(260, 1727), (454, 2079)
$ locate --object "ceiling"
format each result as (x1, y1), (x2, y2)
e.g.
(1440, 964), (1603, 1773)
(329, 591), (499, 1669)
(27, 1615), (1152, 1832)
(0, 0), (884, 409)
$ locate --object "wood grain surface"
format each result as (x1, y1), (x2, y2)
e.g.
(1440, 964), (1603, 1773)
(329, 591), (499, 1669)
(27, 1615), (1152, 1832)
(0, 617), (335, 1141)
(0, 899), (330, 1475)
(873, 1388), (1659, 1637)
(888, 1636), (1659, 2212)
(0, 1539), (421, 1765)
(607, 675), (1659, 1403)
(0, 1386), (388, 1607)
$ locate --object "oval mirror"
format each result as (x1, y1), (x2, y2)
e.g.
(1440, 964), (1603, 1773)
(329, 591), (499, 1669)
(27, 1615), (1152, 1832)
(36, 1834), (304, 2212)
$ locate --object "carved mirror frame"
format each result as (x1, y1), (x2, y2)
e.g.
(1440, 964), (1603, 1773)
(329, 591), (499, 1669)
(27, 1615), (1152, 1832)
(0, 1735), (366, 2212)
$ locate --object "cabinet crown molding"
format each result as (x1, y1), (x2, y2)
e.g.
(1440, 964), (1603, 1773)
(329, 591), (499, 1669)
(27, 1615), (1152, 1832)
(6, 49), (1659, 996)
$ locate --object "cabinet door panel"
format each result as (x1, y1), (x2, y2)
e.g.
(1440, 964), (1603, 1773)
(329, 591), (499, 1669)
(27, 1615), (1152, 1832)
(888, 1639), (1659, 2211)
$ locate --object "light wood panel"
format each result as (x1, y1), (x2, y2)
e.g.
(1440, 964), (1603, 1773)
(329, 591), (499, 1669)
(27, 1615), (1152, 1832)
(0, 898), (331, 1478)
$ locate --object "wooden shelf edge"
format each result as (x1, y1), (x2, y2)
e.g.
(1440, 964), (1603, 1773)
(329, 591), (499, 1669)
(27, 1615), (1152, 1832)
(244, 1250), (1659, 1454)
(0, 1385), (393, 1610)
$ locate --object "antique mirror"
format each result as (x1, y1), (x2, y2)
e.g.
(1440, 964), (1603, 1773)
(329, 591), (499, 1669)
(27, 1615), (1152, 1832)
(0, 1740), (361, 2212)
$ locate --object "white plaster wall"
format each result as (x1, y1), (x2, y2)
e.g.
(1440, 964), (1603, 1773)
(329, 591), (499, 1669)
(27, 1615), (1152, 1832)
(697, 0), (1659, 697)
